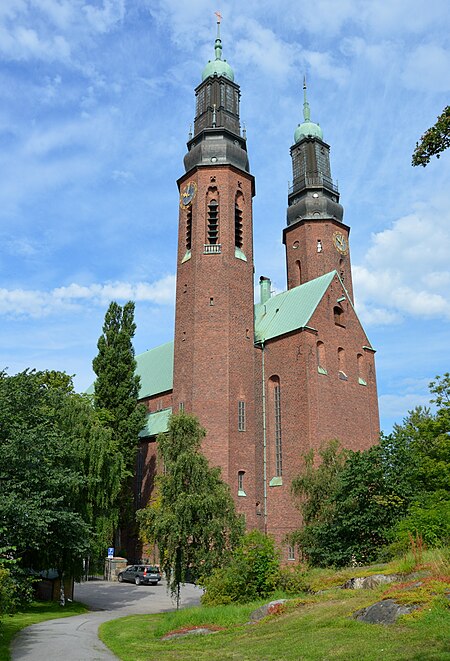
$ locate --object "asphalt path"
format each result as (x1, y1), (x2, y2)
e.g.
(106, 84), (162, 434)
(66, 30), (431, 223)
(11, 579), (203, 661)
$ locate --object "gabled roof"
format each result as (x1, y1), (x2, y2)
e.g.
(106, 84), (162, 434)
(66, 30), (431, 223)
(129, 271), (360, 404)
(136, 341), (173, 399)
(254, 271), (335, 343)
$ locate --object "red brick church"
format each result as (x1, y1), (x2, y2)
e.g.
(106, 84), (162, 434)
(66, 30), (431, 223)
(135, 22), (379, 560)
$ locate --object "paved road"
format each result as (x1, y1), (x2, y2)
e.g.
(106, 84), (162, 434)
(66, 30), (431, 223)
(11, 580), (202, 661)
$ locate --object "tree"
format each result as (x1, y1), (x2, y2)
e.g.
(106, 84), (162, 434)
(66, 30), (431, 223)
(0, 371), (90, 581)
(291, 437), (415, 566)
(92, 301), (146, 545)
(137, 412), (244, 606)
(412, 105), (450, 166)
(0, 370), (127, 590)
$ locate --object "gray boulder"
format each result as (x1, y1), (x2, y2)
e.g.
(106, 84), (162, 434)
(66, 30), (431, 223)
(352, 599), (419, 624)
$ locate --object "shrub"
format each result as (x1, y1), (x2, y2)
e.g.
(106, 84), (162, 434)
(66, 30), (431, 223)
(390, 493), (450, 553)
(276, 565), (309, 595)
(201, 530), (280, 605)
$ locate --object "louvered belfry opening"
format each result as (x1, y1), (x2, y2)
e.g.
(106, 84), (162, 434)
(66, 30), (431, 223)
(207, 198), (219, 244)
(235, 201), (243, 248)
(186, 206), (192, 250)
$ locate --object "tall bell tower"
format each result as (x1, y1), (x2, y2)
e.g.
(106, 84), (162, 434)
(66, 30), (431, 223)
(283, 80), (354, 301)
(172, 17), (259, 526)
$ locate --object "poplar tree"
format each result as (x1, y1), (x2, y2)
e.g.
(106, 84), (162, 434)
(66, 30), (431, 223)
(92, 301), (146, 472)
(137, 412), (244, 607)
(92, 301), (146, 544)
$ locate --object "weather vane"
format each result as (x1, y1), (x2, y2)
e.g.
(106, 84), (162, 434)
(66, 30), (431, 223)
(215, 10), (222, 23)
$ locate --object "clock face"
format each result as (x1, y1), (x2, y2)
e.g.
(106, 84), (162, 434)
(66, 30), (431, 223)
(179, 181), (197, 208)
(333, 231), (348, 255)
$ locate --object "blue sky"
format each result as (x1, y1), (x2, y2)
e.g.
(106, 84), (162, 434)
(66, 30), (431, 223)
(0, 0), (449, 433)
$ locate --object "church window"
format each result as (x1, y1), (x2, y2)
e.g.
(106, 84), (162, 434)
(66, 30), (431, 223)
(235, 193), (244, 248)
(179, 402), (184, 412)
(317, 239), (323, 253)
(338, 348), (347, 380)
(357, 353), (367, 385)
(210, 297), (214, 306)
(238, 470), (246, 495)
(317, 341), (327, 374)
(296, 260), (302, 286)
(288, 545), (295, 561)
(334, 306), (345, 327)
(207, 198), (219, 245)
(186, 206), (192, 251)
(273, 380), (283, 477)
(238, 400), (246, 431)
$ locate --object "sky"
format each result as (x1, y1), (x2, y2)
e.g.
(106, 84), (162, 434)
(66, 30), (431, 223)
(0, 0), (449, 433)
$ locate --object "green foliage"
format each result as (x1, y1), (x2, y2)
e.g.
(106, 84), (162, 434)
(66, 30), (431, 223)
(201, 530), (280, 605)
(0, 369), (127, 580)
(92, 301), (146, 472)
(412, 105), (450, 166)
(137, 413), (244, 605)
(291, 440), (348, 526)
(390, 492), (450, 551)
(276, 564), (309, 595)
(291, 374), (450, 567)
(0, 568), (15, 617)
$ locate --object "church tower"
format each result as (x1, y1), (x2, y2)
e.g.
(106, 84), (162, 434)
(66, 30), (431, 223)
(172, 18), (259, 527)
(283, 80), (354, 301)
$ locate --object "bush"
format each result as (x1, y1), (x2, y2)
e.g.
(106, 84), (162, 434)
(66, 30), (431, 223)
(201, 530), (280, 605)
(389, 493), (450, 553)
(276, 565), (309, 595)
(0, 568), (15, 617)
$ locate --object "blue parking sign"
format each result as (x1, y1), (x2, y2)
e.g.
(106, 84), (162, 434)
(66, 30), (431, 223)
(107, 547), (114, 558)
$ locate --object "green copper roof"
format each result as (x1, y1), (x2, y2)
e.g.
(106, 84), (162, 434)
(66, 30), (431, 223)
(294, 77), (323, 142)
(135, 340), (173, 399)
(202, 18), (234, 81)
(254, 271), (335, 343)
(139, 407), (172, 438)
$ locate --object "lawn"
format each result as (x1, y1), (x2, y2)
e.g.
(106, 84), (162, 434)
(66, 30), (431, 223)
(0, 601), (88, 661)
(100, 554), (450, 661)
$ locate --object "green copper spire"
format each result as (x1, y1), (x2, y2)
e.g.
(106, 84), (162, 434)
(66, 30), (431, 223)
(294, 76), (323, 143)
(303, 76), (311, 122)
(201, 12), (234, 82)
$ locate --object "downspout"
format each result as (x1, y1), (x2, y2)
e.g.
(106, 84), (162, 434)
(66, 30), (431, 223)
(261, 341), (268, 533)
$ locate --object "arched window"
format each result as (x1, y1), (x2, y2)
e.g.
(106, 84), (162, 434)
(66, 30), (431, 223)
(238, 471), (246, 495)
(269, 376), (282, 477)
(317, 341), (327, 374)
(338, 347), (347, 380)
(186, 206), (192, 251)
(334, 306), (345, 327)
(235, 192), (243, 249)
(295, 260), (301, 287)
(357, 353), (366, 385)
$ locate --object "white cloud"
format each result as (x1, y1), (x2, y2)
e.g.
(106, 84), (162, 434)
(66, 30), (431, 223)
(0, 24), (71, 61)
(353, 201), (450, 325)
(0, 275), (176, 318)
(402, 44), (450, 92)
(82, 0), (125, 33)
(378, 392), (432, 420)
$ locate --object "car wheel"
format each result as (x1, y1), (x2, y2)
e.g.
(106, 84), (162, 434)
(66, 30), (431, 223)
(118, 574), (123, 582)
(135, 576), (141, 586)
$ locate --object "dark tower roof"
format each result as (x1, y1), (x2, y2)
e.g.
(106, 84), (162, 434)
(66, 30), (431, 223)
(287, 79), (343, 226)
(183, 16), (250, 175)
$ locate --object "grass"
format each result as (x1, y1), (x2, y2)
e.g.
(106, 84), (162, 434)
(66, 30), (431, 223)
(100, 550), (450, 661)
(0, 601), (88, 661)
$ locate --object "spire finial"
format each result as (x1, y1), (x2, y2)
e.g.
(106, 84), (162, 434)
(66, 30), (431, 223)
(303, 75), (311, 122)
(214, 10), (223, 60)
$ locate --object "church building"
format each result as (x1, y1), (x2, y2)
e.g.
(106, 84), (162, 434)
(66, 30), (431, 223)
(135, 21), (379, 560)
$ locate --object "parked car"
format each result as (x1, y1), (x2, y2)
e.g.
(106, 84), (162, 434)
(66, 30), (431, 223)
(117, 565), (161, 586)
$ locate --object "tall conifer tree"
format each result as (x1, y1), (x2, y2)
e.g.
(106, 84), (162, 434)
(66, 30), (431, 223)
(92, 301), (146, 547)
